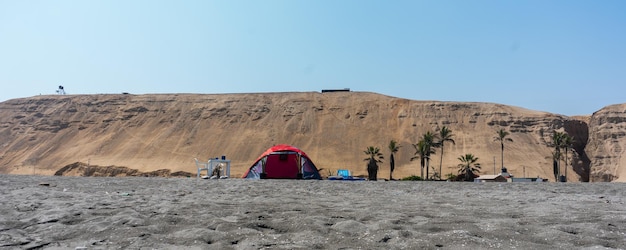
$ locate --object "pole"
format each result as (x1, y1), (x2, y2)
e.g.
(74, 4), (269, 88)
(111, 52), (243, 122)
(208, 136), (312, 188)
(493, 156), (496, 174)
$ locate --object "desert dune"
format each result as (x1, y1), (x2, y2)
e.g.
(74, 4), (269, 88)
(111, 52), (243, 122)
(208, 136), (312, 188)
(1, 92), (626, 182)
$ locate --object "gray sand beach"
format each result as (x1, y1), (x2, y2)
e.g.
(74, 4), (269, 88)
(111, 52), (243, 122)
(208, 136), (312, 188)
(1, 175), (625, 249)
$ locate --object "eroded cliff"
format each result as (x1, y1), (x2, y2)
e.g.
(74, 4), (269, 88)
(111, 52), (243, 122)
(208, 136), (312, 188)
(586, 104), (626, 182)
(0, 92), (607, 181)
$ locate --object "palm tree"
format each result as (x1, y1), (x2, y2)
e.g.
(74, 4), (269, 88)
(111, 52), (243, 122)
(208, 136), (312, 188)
(552, 151), (560, 182)
(457, 153), (481, 181)
(411, 134), (437, 180)
(494, 129), (513, 172)
(410, 141), (427, 180)
(551, 131), (566, 181)
(422, 131), (439, 180)
(388, 140), (401, 180)
(364, 146), (384, 181)
(437, 126), (455, 180)
(562, 134), (574, 181)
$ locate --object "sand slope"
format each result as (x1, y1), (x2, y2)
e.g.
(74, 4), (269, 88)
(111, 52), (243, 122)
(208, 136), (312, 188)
(1, 175), (625, 249)
(0, 92), (622, 181)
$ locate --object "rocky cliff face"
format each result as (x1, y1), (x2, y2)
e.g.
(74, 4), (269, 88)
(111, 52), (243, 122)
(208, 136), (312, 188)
(586, 104), (626, 182)
(0, 92), (608, 181)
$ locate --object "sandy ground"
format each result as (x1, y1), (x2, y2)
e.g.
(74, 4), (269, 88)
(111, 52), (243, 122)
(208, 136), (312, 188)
(1, 175), (625, 250)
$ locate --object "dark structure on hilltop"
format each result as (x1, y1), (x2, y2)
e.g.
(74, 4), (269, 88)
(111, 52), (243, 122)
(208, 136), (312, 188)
(321, 88), (350, 93)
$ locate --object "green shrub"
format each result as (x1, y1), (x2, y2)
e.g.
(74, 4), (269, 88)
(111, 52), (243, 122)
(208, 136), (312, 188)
(401, 175), (422, 181)
(445, 173), (457, 180)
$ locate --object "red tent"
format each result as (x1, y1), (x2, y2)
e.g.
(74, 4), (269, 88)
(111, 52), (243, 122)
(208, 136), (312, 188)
(242, 144), (321, 179)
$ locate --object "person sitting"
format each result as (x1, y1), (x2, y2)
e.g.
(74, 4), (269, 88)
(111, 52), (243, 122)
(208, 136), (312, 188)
(211, 164), (223, 178)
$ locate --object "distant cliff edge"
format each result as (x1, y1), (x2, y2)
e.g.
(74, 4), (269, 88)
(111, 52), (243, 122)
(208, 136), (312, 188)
(0, 92), (624, 182)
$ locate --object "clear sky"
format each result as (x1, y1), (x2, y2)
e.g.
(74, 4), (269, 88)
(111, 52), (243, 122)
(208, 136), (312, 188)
(1, 1), (625, 116)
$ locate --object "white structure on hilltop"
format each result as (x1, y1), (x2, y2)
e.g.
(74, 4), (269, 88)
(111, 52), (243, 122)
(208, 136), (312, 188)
(56, 85), (66, 95)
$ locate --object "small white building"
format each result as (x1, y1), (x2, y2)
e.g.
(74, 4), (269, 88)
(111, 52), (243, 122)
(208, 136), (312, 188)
(475, 174), (508, 182)
(508, 177), (544, 182)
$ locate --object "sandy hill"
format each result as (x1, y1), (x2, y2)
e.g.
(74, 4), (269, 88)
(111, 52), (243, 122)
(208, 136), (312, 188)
(0, 92), (623, 182)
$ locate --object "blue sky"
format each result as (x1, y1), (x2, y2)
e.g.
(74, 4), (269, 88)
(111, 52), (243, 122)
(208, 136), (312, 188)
(1, 1), (625, 116)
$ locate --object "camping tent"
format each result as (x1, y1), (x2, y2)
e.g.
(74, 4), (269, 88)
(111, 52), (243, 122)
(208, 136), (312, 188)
(242, 144), (322, 179)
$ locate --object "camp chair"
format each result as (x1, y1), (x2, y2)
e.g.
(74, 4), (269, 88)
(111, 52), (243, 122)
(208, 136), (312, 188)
(194, 158), (210, 178)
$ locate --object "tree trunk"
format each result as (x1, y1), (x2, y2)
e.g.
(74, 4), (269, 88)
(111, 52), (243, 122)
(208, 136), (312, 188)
(425, 158), (430, 180)
(501, 143), (504, 170)
(420, 158), (424, 180)
(553, 158), (559, 182)
(367, 158), (378, 181)
(389, 153), (395, 181)
(557, 149), (561, 181)
(565, 148), (567, 181)
(439, 146), (444, 180)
